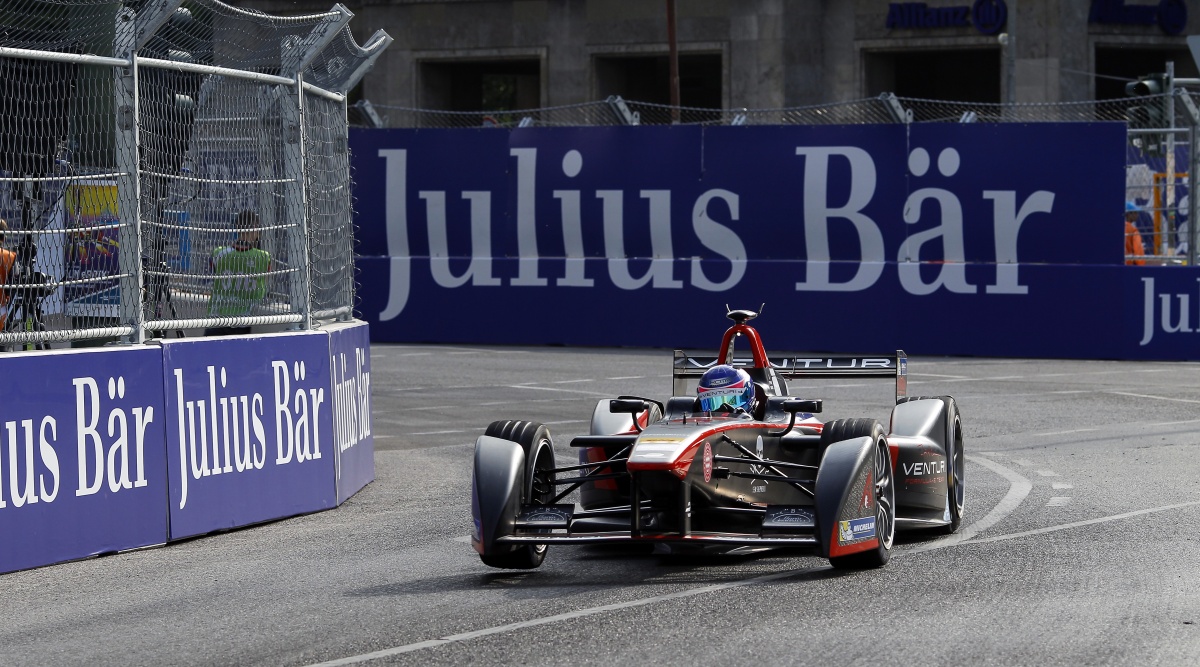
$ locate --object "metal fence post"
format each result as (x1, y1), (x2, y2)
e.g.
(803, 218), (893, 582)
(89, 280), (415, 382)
(1176, 89), (1200, 266)
(113, 6), (144, 344)
(113, 2), (179, 344)
(279, 83), (311, 331)
(1192, 122), (1199, 267)
(1166, 62), (1177, 258)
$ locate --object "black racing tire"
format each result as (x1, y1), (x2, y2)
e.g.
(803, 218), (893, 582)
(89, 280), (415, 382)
(895, 395), (935, 404)
(819, 417), (880, 455)
(896, 396), (964, 534)
(828, 421), (896, 570)
(933, 396), (965, 534)
(480, 420), (555, 569)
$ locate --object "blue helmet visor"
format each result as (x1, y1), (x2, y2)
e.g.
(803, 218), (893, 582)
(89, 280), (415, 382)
(697, 384), (750, 412)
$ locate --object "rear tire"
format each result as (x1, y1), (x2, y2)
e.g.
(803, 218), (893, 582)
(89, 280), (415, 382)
(480, 421), (555, 569)
(828, 422), (895, 569)
(934, 397), (965, 534)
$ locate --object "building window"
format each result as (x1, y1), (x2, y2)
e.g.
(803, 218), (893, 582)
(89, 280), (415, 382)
(418, 59), (541, 111)
(865, 49), (1001, 103)
(594, 53), (722, 108)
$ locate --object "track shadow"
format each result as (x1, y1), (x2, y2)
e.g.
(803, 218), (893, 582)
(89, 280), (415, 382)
(893, 527), (953, 546)
(346, 547), (831, 598)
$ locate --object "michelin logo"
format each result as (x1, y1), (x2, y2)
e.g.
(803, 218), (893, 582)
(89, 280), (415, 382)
(838, 517), (876, 544)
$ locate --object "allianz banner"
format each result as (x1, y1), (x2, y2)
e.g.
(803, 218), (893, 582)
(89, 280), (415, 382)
(0, 347), (168, 575)
(348, 123), (1193, 359)
(162, 333), (336, 539)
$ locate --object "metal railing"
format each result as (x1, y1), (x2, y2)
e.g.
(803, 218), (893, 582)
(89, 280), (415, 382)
(0, 0), (390, 350)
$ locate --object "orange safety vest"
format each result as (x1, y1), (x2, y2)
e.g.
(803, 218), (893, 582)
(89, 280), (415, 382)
(0, 247), (15, 328)
(1125, 221), (1146, 266)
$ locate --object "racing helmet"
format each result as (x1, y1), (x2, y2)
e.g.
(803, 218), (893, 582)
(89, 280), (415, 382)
(697, 365), (754, 413)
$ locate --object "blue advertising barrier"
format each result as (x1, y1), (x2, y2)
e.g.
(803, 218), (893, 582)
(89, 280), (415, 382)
(0, 347), (169, 575)
(0, 321), (373, 574)
(348, 123), (1197, 359)
(327, 321), (374, 504)
(162, 332), (337, 540)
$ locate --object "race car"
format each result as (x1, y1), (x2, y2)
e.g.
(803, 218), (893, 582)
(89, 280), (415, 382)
(471, 307), (965, 570)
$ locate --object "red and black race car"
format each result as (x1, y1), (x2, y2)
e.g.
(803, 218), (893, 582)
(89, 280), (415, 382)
(471, 308), (965, 570)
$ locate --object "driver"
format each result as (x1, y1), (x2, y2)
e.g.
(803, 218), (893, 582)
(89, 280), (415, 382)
(0, 219), (15, 330)
(697, 364), (755, 417)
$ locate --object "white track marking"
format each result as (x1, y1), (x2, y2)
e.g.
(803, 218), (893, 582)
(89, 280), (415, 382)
(1035, 470), (1061, 477)
(411, 420), (586, 437)
(940, 375), (1026, 382)
(1052, 482), (1074, 490)
(1108, 391), (1200, 405)
(1030, 428), (1097, 436)
(382, 345), (528, 355)
(550, 379), (594, 384)
(506, 384), (614, 397)
(306, 567), (823, 666)
(1158, 418), (1200, 426)
(1047, 497), (1072, 507)
(478, 397), (591, 407)
(607, 376), (645, 380)
(963, 500), (1200, 545)
(906, 454), (1032, 553)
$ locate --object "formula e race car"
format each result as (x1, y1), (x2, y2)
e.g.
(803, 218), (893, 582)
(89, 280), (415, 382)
(470, 308), (965, 570)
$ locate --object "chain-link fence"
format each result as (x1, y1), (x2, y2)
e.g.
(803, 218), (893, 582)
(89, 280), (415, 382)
(0, 0), (390, 350)
(359, 91), (1200, 267)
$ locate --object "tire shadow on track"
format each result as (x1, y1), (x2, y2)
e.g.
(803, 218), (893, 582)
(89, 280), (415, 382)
(343, 549), (833, 598)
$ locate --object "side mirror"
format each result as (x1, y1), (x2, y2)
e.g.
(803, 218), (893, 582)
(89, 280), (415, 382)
(609, 398), (647, 414)
(782, 399), (822, 414)
(609, 398), (649, 432)
(769, 399), (821, 436)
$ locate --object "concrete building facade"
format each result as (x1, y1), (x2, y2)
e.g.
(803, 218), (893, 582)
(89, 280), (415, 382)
(241, 0), (1200, 115)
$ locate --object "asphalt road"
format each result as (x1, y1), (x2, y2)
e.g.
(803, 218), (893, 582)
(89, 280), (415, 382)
(2, 344), (1199, 666)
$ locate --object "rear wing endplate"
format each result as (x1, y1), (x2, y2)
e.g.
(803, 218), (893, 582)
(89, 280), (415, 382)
(673, 350), (908, 403)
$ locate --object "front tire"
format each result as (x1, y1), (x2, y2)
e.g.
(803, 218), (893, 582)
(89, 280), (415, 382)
(829, 425), (896, 569)
(480, 421), (555, 569)
(937, 397), (965, 534)
(896, 396), (965, 535)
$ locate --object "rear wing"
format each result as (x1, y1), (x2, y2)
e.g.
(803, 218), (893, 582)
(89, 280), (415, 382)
(672, 349), (908, 403)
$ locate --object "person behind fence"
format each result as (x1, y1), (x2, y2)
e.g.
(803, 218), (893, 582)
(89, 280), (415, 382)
(0, 219), (15, 330)
(206, 210), (271, 336)
(1125, 201), (1146, 266)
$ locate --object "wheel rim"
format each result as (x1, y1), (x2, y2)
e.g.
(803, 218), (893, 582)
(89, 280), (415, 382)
(951, 416), (965, 516)
(530, 437), (555, 504)
(874, 439), (895, 550)
(529, 438), (555, 556)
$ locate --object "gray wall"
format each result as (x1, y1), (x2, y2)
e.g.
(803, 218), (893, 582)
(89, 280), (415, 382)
(239, 0), (1200, 113)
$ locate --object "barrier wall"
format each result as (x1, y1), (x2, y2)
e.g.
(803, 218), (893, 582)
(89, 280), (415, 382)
(349, 123), (1200, 361)
(0, 320), (373, 574)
